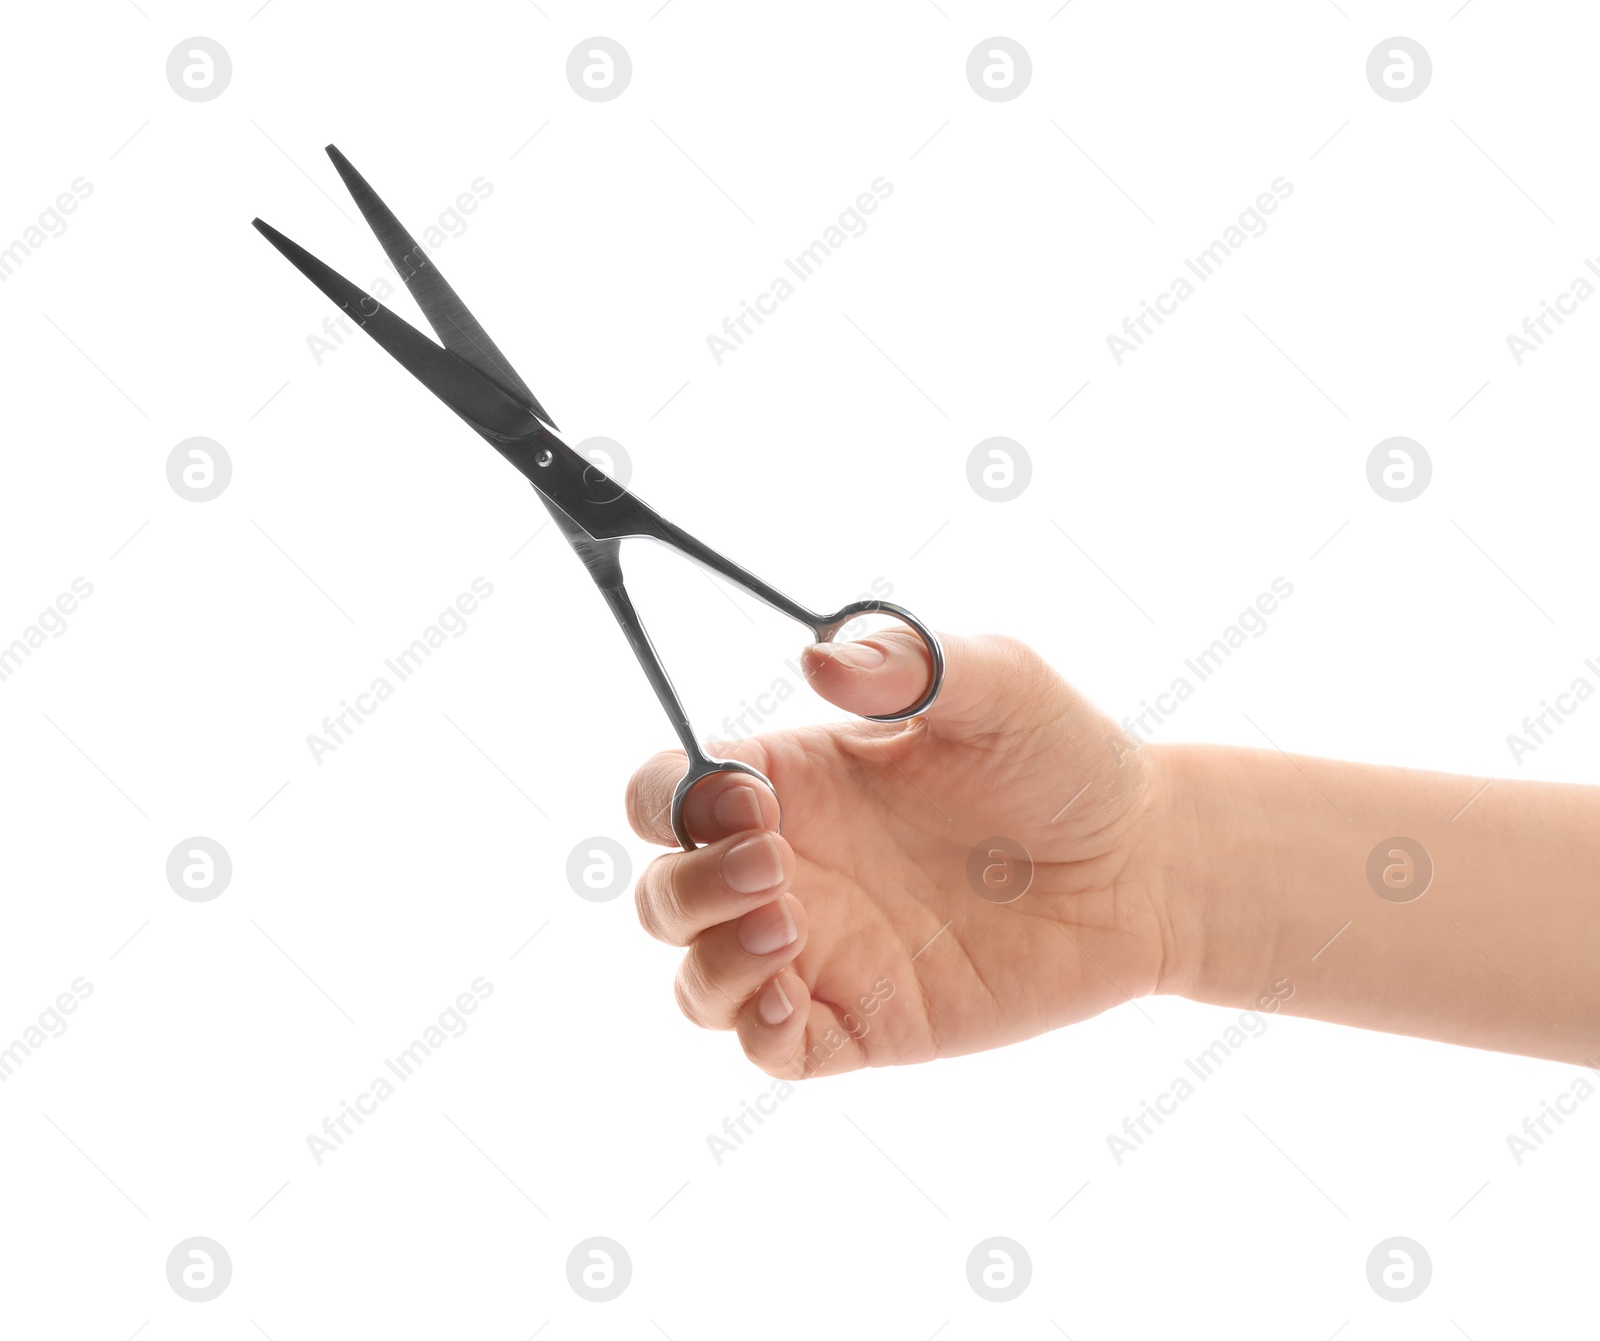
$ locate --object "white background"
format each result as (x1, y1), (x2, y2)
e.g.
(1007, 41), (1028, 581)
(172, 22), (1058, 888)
(2, 1), (1597, 1336)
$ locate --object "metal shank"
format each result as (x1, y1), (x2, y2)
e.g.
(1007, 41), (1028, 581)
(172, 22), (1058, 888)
(530, 443), (944, 849)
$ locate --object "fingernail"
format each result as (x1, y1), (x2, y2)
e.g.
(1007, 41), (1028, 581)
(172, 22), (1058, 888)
(713, 784), (764, 832)
(812, 640), (885, 669)
(738, 897), (798, 955)
(757, 977), (794, 1025)
(721, 832), (783, 895)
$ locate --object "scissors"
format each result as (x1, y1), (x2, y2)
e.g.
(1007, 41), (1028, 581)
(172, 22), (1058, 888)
(253, 146), (944, 849)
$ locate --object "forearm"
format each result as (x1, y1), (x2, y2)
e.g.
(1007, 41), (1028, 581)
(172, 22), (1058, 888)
(1149, 743), (1600, 1064)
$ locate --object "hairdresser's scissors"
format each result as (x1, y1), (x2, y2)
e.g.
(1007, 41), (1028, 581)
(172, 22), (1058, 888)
(254, 146), (943, 849)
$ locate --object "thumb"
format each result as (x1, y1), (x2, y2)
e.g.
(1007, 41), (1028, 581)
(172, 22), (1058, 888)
(801, 629), (1058, 737)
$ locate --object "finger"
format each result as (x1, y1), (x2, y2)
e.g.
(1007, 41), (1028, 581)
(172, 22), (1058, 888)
(673, 893), (807, 1029)
(624, 741), (777, 847)
(802, 629), (1058, 737)
(799, 629), (930, 720)
(732, 969), (872, 1081)
(635, 829), (792, 947)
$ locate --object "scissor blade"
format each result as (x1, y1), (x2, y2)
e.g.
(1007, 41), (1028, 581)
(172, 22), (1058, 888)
(252, 218), (543, 444)
(324, 145), (558, 432)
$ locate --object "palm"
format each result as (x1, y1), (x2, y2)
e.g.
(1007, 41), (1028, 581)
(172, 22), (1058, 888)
(751, 699), (1161, 1074)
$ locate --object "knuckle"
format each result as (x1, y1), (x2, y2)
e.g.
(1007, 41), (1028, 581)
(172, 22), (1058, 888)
(623, 768), (649, 830)
(674, 950), (725, 1029)
(711, 736), (771, 778)
(671, 969), (698, 1024)
(633, 855), (681, 944)
(738, 1023), (809, 1080)
(625, 751), (685, 839)
(656, 857), (693, 944)
(984, 631), (1036, 667)
(632, 877), (655, 938)
(985, 633), (1055, 691)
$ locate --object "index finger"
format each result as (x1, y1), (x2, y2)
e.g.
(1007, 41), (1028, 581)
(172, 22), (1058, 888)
(624, 741), (779, 847)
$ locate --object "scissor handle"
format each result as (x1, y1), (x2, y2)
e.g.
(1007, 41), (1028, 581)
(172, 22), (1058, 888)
(668, 601), (944, 849)
(810, 599), (945, 723)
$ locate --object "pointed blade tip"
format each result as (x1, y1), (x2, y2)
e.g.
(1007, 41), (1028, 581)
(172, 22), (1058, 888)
(326, 144), (356, 180)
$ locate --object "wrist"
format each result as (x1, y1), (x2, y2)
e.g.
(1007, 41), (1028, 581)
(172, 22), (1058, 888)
(1136, 742), (1277, 1006)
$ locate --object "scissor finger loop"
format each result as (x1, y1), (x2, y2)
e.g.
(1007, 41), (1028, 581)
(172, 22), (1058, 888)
(810, 599), (945, 723)
(669, 757), (780, 853)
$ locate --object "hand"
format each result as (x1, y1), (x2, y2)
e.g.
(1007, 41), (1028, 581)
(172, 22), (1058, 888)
(624, 630), (1184, 1079)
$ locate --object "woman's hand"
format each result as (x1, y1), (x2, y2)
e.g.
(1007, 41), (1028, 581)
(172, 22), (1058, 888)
(624, 631), (1186, 1079)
